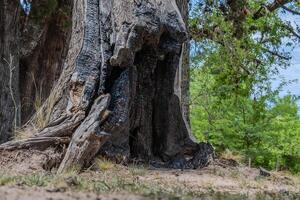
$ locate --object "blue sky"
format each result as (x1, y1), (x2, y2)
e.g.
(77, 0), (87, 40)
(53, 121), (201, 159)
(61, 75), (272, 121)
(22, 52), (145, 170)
(272, 13), (300, 108)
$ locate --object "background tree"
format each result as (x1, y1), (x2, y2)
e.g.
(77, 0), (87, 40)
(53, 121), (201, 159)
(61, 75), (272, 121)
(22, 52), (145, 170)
(0, 0), (20, 143)
(189, 0), (300, 172)
(0, 0), (72, 142)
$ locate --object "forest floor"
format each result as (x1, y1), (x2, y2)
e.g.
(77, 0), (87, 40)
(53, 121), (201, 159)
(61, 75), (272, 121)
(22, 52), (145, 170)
(0, 150), (300, 200)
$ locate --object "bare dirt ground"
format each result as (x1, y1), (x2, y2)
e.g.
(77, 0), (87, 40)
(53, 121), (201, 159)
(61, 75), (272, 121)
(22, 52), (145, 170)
(0, 149), (300, 200)
(0, 187), (149, 200)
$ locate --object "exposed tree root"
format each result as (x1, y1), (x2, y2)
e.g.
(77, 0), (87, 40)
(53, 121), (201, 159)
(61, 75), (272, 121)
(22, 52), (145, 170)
(34, 113), (85, 138)
(0, 137), (69, 151)
(58, 95), (111, 172)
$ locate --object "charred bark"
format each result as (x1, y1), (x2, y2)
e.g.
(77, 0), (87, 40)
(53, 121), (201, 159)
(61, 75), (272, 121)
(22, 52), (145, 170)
(1, 0), (213, 172)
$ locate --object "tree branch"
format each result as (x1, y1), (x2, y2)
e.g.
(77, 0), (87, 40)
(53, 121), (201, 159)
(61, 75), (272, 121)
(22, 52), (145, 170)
(263, 48), (291, 60)
(282, 5), (300, 15)
(3, 55), (19, 130)
(253, 0), (293, 20)
(283, 24), (300, 40)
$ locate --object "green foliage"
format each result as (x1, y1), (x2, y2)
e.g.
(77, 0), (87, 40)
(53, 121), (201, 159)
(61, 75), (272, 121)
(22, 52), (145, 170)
(191, 70), (300, 172)
(190, 0), (300, 172)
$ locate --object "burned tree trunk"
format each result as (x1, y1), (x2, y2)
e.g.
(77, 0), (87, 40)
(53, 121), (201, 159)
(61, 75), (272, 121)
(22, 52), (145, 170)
(1, 0), (213, 172)
(175, 0), (190, 124)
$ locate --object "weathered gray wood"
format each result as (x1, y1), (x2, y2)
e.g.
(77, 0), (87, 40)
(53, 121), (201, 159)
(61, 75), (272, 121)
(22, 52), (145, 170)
(175, 0), (190, 124)
(35, 112), (85, 138)
(58, 94), (111, 173)
(27, 0), (101, 135)
(0, 137), (70, 151)
(110, 0), (187, 67)
(27, 0), (86, 128)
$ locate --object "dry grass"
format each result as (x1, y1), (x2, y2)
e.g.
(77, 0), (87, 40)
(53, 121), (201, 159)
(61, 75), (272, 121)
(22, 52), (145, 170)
(128, 164), (147, 176)
(31, 73), (49, 129)
(95, 157), (115, 171)
(12, 73), (46, 140)
(220, 149), (244, 163)
(13, 125), (39, 140)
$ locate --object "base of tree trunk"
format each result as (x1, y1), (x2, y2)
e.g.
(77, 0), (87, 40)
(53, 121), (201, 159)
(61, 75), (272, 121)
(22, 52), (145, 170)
(0, 0), (214, 173)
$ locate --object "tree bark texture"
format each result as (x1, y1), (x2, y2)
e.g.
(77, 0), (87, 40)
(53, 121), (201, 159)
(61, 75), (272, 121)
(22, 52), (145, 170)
(0, 0), (73, 142)
(19, 0), (72, 123)
(175, 0), (190, 124)
(1, 0), (213, 172)
(0, 0), (20, 143)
